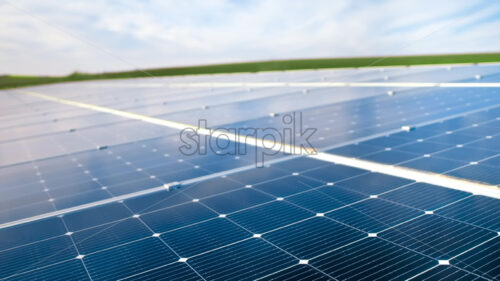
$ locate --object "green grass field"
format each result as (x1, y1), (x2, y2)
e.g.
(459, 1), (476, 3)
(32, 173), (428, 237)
(2, 52), (499, 90)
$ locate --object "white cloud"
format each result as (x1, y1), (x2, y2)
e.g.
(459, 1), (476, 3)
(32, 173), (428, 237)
(0, 0), (499, 75)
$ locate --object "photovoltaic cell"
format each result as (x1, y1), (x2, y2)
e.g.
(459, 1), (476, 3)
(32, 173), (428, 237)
(380, 182), (471, 211)
(310, 238), (436, 281)
(161, 218), (251, 257)
(335, 173), (414, 195)
(436, 196), (500, 231)
(5, 259), (90, 281)
(140, 202), (217, 233)
(0, 236), (77, 279)
(200, 188), (274, 214)
(258, 265), (330, 281)
(451, 237), (500, 280)
(263, 217), (365, 259)
(228, 201), (312, 234)
(122, 262), (202, 281)
(188, 238), (297, 280)
(410, 265), (490, 281)
(326, 199), (423, 233)
(252, 175), (323, 197)
(84, 237), (178, 280)
(379, 215), (497, 259)
(72, 218), (151, 254)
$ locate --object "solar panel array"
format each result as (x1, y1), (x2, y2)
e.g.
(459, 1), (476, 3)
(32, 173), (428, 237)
(1, 64), (499, 280)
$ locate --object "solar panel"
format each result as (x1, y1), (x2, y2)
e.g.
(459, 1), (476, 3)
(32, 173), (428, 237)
(1, 64), (499, 280)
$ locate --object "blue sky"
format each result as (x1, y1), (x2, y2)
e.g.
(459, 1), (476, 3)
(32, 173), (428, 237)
(1, 0), (499, 75)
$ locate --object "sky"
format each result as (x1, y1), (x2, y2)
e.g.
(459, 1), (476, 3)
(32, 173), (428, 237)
(0, 0), (499, 75)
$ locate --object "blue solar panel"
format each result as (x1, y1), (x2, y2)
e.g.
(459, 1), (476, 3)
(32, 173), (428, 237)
(1, 65), (500, 280)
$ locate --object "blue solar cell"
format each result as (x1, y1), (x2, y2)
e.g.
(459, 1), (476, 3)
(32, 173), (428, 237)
(156, 168), (211, 183)
(228, 167), (289, 185)
(229, 201), (312, 234)
(327, 199), (423, 232)
(419, 117), (472, 131)
(359, 135), (411, 148)
(471, 137), (500, 151)
(141, 202), (217, 233)
(107, 178), (161, 196)
(0, 191), (49, 214)
(201, 188), (274, 214)
(188, 238), (296, 280)
(381, 182), (470, 210)
(124, 262), (202, 281)
(72, 218), (151, 254)
(5, 259), (90, 281)
(264, 217), (365, 259)
(0, 201), (55, 224)
(97, 172), (149, 187)
(400, 156), (467, 173)
(181, 177), (241, 198)
(44, 174), (97, 188)
(162, 218), (251, 257)
(446, 164), (500, 185)
(200, 158), (251, 172)
(392, 129), (442, 140)
(380, 214), (496, 259)
(63, 202), (132, 231)
(0, 235), (77, 279)
(434, 147), (497, 162)
(310, 238), (435, 281)
(426, 133), (480, 146)
(84, 237), (178, 281)
(451, 237), (500, 280)
(0, 217), (66, 251)
(143, 161), (193, 175)
(457, 124), (498, 137)
(335, 173), (414, 195)
(326, 143), (382, 157)
(361, 150), (420, 164)
(48, 181), (102, 198)
(287, 190), (350, 213)
(396, 141), (453, 154)
(481, 155), (500, 167)
(302, 164), (366, 183)
(253, 175), (323, 197)
(437, 196), (500, 231)
(83, 164), (136, 178)
(258, 265), (330, 281)
(270, 157), (330, 172)
(409, 265), (490, 281)
(54, 190), (111, 209)
(316, 185), (367, 204)
(124, 190), (192, 214)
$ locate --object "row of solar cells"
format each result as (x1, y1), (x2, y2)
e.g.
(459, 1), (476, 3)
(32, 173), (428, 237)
(0, 137), (288, 224)
(1, 155), (498, 280)
(329, 106), (500, 185)
(218, 87), (499, 149)
(2, 80), (498, 168)
(1, 87), (498, 223)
